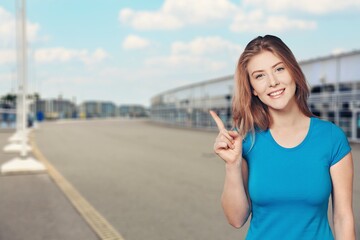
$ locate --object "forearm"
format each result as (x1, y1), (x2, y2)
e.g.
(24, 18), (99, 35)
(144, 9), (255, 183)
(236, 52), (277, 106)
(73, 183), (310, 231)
(221, 161), (250, 228)
(333, 215), (356, 240)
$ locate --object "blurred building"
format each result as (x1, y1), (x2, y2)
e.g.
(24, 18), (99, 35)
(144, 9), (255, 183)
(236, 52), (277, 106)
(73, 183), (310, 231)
(119, 104), (148, 118)
(101, 102), (118, 117)
(151, 50), (360, 142)
(0, 98), (16, 128)
(32, 98), (77, 120)
(79, 101), (117, 118)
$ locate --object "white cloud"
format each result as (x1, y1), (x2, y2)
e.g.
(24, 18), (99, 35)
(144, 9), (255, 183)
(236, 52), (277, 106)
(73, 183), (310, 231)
(45, 76), (97, 85)
(0, 49), (15, 64)
(35, 48), (81, 63)
(162, 0), (238, 23)
(119, 8), (183, 30)
(230, 9), (316, 32)
(243, 0), (360, 14)
(0, 7), (14, 41)
(172, 36), (242, 56)
(145, 36), (242, 73)
(34, 47), (108, 64)
(0, 72), (14, 83)
(119, 0), (237, 30)
(122, 35), (150, 50)
(146, 55), (227, 72)
(119, 1), (318, 34)
(331, 48), (346, 55)
(83, 48), (108, 64)
(0, 6), (40, 47)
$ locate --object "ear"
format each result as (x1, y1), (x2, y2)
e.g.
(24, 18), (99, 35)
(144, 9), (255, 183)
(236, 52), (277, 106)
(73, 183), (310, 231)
(253, 89), (258, 96)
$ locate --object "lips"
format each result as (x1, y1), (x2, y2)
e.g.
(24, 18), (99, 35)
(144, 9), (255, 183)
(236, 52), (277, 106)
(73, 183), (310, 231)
(268, 88), (285, 97)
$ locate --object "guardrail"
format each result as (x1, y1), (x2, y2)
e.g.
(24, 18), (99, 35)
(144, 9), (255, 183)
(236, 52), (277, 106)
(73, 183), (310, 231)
(0, 108), (17, 129)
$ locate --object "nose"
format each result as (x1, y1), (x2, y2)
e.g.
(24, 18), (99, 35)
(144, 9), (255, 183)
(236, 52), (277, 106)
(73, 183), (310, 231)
(268, 73), (279, 87)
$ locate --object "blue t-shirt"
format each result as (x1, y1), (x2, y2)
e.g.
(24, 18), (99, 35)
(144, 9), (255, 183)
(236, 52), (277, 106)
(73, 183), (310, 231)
(242, 117), (351, 240)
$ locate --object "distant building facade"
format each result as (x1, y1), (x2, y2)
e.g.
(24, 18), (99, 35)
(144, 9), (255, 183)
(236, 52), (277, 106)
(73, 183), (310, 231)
(151, 50), (360, 142)
(32, 98), (77, 120)
(79, 101), (117, 118)
(119, 104), (148, 118)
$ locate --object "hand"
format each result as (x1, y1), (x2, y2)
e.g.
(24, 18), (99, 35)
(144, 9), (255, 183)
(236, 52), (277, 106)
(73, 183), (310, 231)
(209, 111), (242, 165)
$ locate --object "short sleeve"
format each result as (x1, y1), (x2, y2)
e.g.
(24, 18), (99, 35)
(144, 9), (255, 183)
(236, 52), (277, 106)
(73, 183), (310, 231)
(330, 123), (351, 166)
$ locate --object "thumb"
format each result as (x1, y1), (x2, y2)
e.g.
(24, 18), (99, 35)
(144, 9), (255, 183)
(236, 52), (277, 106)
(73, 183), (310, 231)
(228, 130), (242, 148)
(228, 130), (240, 139)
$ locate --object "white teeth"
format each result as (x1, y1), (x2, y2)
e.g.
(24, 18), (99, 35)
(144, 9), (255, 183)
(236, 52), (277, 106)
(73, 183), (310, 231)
(269, 89), (284, 96)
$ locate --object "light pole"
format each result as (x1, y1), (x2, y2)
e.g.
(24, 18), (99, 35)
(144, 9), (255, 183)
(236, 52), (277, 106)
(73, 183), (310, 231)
(1, 0), (45, 174)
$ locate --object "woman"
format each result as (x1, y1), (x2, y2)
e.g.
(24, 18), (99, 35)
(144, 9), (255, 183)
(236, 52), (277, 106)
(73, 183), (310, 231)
(210, 35), (355, 239)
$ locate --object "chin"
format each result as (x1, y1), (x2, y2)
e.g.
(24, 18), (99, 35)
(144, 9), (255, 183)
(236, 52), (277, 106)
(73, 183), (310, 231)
(269, 100), (297, 112)
(268, 106), (287, 111)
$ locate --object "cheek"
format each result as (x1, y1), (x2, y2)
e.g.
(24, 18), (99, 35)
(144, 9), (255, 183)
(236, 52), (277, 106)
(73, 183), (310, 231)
(251, 81), (267, 95)
(287, 79), (297, 92)
(280, 73), (294, 85)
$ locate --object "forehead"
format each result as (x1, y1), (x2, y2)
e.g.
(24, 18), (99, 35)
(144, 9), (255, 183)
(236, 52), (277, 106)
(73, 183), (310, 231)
(247, 51), (283, 72)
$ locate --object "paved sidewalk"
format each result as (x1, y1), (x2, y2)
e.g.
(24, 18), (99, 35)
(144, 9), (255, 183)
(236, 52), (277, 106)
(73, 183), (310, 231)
(1, 120), (359, 240)
(0, 131), (98, 240)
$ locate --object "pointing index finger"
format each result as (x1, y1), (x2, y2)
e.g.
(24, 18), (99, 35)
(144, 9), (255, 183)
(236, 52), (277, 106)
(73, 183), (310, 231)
(209, 110), (226, 131)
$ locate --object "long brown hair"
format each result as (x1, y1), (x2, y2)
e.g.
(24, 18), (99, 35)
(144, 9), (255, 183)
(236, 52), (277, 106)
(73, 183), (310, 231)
(232, 35), (313, 137)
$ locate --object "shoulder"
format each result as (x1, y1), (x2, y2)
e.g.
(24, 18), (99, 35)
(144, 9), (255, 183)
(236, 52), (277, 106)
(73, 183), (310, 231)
(312, 117), (346, 136)
(310, 117), (344, 136)
(311, 116), (333, 129)
(306, 117), (349, 151)
(311, 117), (351, 163)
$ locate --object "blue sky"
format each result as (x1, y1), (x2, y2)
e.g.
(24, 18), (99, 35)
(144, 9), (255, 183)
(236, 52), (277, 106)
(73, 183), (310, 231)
(0, 0), (360, 107)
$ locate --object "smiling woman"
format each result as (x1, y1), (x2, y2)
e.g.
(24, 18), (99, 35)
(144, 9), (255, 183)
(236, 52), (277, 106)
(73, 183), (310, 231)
(210, 35), (356, 240)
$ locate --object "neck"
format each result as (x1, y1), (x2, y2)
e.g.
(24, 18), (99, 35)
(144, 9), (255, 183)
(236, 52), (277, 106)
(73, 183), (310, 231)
(269, 104), (308, 130)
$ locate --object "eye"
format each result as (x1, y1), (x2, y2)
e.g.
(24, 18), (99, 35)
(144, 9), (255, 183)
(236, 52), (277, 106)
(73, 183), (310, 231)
(276, 66), (285, 72)
(255, 73), (265, 79)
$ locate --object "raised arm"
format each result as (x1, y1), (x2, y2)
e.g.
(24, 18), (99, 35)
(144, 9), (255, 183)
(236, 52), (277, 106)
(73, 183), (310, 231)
(210, 110), (251, 228)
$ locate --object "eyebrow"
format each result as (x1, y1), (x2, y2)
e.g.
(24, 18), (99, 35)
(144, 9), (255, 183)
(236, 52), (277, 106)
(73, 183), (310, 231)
(251, 62), (284, 76)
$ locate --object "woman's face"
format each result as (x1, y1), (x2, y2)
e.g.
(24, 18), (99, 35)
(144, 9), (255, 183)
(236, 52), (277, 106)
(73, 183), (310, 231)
(247, 51), (297, 112)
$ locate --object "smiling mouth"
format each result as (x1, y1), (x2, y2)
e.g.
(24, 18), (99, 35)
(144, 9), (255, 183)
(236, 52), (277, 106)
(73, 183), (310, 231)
(268, 88), (285, 97)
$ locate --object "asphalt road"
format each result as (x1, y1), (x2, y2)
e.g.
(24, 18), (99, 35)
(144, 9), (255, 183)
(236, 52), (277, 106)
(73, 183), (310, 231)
(33, 119), (359, 240)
